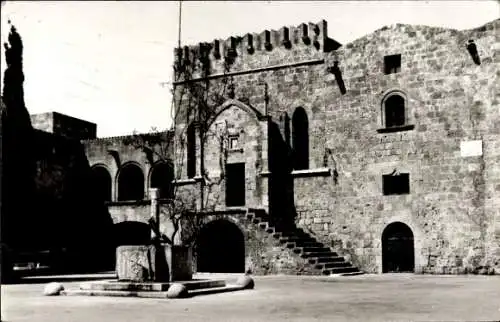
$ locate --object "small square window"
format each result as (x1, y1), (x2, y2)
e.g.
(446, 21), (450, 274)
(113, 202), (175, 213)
(229, 136), (239, 150)
(383, 173), (410, 195)
(384, 54), (401, 74)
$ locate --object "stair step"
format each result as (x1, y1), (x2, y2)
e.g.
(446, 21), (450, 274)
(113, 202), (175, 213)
(300, 251), (338, 258)
(279, 231), (310, 238)
(323, 266), (360, 275)
(297, 241), (324, 248)
(258, 222), (268, 229)
(324, 262), (352, 269)
(316, 256), (343, 263)
(301, 247), (331, 253)
(279, 236), (315, 243)
(314, 262), (350, 270)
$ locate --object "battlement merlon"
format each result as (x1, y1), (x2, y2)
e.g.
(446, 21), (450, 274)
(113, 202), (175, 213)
(173, 20), (342, 79)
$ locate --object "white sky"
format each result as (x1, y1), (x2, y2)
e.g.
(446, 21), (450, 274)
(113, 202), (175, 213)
(1, 1), (499, 137)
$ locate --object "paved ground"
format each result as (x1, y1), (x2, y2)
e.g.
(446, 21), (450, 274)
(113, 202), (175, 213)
(2, 273), (500, 322)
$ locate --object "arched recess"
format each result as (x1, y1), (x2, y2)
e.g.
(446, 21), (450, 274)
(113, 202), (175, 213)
(292, 107), (309, 170)
(382, 222), (415, 273)
(186, 123), (196, 178)
(91, 165), (112, 202)
(149, 161), (174, 199)
(208, 99), (264, 128)
(196, 219), (245, 273)
(117, 163), (144, 201)
(381, 90), (407, 128)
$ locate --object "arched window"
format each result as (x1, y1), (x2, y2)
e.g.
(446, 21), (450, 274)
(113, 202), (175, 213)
(187, 123), (196, 178)
(292, 107), (309, 170)
(117, 163), (144, 201)
(91, 165), (112, 202)
(384, 94), (406, 128)
(150, 162), (174, 199)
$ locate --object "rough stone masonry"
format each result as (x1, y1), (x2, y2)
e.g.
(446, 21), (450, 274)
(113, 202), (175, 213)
(168, 18), (500, 274)
(39, 18), (499, 276)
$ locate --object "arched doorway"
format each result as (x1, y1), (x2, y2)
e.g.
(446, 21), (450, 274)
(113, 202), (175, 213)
(91, 166), (112, 202)
(196, 220), (245, 273)
(117, 163), (144, 201)
(382, 222), (414, 273)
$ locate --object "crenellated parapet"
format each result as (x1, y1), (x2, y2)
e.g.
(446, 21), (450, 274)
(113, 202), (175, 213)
(173, 20), (342, 80)
(82, 131), (173, 146)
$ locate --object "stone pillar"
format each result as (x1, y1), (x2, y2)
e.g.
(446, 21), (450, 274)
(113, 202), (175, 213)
(150, 188), (160, 240)
(194, 122), (202, 178)
(260, 119), (270, 211)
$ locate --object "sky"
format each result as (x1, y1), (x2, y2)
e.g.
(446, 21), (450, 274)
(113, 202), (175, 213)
(1, 1), (499, 137)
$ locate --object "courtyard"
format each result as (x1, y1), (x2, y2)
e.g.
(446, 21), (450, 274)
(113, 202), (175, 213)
(2, 273), (499, 322)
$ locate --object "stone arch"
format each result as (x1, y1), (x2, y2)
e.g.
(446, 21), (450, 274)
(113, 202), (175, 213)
(382, 221), (415, 273)
(117, 162), (144, 201)
(196, 219), (245, 273)
(292, 106), (309, 170)
(91, 164), (112, 202)
(149, 161), (174, 199)
(208, 99), (264, 129)
(380, 89), (409, 128)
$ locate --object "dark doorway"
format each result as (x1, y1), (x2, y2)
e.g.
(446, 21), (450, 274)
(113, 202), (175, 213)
(382, 222), (414, 273)
(225, 163), (245, 207)
(196, 220), (245, 273)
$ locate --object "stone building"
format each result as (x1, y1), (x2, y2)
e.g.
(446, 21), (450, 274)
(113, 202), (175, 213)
(4, 18), (498, 277)
(167, 18), (500, 275)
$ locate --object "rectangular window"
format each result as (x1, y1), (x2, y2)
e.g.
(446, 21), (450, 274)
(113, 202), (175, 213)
(383, 173), (410, 195)
(226, 163), (246, 206)
(384, 54), (401, 74)
(229, 136), (239, 150)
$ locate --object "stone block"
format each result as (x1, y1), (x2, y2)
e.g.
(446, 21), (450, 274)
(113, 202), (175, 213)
(116, 244), (192, 282)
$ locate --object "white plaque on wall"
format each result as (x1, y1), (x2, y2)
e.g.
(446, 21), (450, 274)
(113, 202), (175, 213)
(460, 140), (483, 157)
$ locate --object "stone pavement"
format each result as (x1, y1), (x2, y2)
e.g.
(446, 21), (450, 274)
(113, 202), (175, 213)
(2, 273), (500, 322)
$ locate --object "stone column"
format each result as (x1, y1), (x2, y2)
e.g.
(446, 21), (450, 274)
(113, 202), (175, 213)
(194, 122), (202, 178)
(259, 119), (270, 210)
(150, 188), (160, 240)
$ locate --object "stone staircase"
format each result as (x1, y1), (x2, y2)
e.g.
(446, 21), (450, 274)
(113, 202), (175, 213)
(244, 209), (363, 276)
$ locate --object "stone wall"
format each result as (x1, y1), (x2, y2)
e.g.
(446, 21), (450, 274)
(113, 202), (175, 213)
(31, 112), (97, 140)
(172, 19), (500, 274)
(83, 131), (173, 201)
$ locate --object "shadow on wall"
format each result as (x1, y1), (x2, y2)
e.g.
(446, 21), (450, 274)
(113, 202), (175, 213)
(268, 120), (296, 229)
(26, 132), (116, 275)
